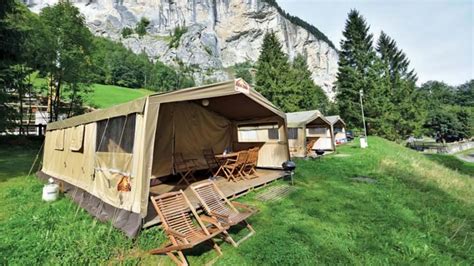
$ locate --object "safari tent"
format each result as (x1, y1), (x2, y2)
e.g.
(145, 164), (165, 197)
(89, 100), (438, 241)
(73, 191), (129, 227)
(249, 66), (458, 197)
(326, 115), (347, 145)
(286, 110), (334, 157)
(38, 79), (290, 237)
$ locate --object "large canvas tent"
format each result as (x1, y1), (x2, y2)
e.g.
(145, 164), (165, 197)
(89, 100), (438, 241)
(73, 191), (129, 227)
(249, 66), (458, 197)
(38, 79), (290, 237)
(326, 115), (347, 145)
(286, 110), (334, 157)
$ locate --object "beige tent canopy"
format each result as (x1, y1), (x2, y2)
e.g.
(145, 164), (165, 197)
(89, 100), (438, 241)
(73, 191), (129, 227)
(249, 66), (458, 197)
(39, 79), (290, 237)
(286, 110), (335, 157)
(326, 115), (347, 145)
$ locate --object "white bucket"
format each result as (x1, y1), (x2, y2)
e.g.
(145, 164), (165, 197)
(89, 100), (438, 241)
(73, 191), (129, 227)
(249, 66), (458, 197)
(42, 178), (59, 202)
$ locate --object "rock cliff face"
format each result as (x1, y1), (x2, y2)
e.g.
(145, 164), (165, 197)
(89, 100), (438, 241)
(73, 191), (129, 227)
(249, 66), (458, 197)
(27, 0), (339, 97)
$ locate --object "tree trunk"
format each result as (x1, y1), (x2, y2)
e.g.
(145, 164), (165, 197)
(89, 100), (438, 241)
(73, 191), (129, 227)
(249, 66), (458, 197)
(48, 74), (54, 122)
(67, 83), (76, 118)
(54, 74), (61, 121)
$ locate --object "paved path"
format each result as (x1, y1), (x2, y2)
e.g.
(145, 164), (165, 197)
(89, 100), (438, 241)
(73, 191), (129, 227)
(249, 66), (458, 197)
(456, 153), (474, 163)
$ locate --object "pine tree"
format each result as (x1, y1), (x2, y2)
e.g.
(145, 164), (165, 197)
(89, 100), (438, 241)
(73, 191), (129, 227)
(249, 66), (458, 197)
(335, 10), (377, 129)
(335, 10), (402, 139)
(255, 32), (295, 112)
(376, 31), (426, 137)
(290, 54), (329, 112)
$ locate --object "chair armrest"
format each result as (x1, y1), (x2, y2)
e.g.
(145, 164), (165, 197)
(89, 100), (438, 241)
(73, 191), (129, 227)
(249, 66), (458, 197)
(210, 211), (230, 219)
(200, 215), (224, 228)
(166, 228), (186, 239)
(232, 202), (258, 212)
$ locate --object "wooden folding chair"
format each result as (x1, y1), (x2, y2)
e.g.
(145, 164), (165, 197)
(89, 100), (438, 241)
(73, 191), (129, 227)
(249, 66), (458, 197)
(306, 139), (317, 156)
(243, 147), (259, 178)
(173, 153), (197, 186)
(222, 150), (249, 182)
(202, 148), (220, 177)
(149, 190), (229, 266)
(191, 181), (257, 247)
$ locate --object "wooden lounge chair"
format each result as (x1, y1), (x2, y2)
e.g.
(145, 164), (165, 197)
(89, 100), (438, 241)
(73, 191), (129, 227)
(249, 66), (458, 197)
(222, 150), (249, 182)
(149, 190), (228, 265)
(243, 147), (259, 178)
(173, 153), (197, 185)
(191, 181), (257, 247)
(202, 148), (220, 177)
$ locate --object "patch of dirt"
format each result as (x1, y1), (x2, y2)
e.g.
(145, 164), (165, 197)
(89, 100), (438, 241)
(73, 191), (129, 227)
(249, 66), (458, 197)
(333, 154), (351, 157)
(350, 176), (378, 184)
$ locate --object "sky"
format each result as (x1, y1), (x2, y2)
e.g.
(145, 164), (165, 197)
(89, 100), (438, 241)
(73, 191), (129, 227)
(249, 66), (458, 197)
(278, 0), (473, 86)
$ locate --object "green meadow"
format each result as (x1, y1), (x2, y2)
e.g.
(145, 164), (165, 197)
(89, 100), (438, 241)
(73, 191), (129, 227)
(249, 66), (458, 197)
(0, 137), (473, 264)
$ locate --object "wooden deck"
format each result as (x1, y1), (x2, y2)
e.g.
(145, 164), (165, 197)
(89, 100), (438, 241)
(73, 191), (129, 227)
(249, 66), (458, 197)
(144, 169), (286, 228)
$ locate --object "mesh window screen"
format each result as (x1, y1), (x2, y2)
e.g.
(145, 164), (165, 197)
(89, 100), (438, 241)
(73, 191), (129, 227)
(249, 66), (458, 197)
(287, 128), (298, 139)
(96, 114), (136, 153)
(308, 127), (326, 135)
(267, 128), (279, 140)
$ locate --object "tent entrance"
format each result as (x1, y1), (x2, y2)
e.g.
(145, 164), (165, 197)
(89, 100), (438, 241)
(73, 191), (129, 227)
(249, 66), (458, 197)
(144, 95), (288, 227)
(150, 94), (289, 179)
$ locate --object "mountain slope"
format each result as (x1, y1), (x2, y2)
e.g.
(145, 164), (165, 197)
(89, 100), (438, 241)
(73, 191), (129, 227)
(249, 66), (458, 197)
(27, 0), (339, 97)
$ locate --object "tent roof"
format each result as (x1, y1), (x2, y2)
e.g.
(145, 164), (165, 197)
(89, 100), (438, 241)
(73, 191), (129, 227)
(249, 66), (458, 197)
(47, 79), (284, 131)
(325, 115), (346, 126)
(286, 110), (330, 127)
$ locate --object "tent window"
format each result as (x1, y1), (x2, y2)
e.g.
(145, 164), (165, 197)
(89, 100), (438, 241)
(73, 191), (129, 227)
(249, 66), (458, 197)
(238, 123), (279, 142)
(268, 128), (279, 140)
(239, 130), (258, 141)
(287, 128), (298, 139)
(70, 125), (84, 152)
(96, 114), (136, 153)
(308, 127), (326, 135)
(54, 130), (64, 151)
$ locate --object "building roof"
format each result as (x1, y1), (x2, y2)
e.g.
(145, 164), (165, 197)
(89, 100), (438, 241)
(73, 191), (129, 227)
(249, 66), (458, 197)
(47, 79), (284, 131)
(286, 110), (329, 127)
(325, 115), (346, 126)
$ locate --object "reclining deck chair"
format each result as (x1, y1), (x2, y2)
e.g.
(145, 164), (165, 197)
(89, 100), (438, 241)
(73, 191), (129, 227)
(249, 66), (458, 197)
(150, 190), (229, 265)
(191, 181), (257, 247)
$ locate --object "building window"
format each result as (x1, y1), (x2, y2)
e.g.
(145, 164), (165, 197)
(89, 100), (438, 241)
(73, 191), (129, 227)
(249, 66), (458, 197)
(96, 114), (136, 153)
(268, 128), (279, 140)
(287, 128), (298, 139)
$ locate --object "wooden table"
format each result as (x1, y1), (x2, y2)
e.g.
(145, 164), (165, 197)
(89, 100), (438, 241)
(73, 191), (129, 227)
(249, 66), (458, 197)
(214, 152), (239, 160)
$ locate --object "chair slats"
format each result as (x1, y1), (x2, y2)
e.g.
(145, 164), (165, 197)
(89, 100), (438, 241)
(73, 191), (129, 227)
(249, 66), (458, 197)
(149, 190), (227, 265)
(191, 181), (257, 247)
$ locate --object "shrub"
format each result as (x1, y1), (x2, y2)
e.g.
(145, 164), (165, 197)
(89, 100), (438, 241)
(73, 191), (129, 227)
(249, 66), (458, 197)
(135, 17), (150, 37)
(121, 27), (133, 38)
(168, 26), (187, 48)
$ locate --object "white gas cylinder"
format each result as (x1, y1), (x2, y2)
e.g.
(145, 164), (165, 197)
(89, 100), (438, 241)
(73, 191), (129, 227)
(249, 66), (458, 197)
(42, 178), (59, 202)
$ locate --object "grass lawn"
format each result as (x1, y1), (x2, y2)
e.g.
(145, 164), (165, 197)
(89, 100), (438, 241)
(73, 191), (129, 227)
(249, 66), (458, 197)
(0, 137), (473, 264)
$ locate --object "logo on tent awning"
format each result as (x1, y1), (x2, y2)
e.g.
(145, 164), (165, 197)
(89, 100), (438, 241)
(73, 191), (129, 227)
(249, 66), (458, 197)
(235, 79), (251, 94)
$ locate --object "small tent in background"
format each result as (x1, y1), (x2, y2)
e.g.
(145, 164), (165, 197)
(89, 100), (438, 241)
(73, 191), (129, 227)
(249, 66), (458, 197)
(38, 79), (290, 237)
(326, 115), (347, 145)
(286, 110), (334, 157)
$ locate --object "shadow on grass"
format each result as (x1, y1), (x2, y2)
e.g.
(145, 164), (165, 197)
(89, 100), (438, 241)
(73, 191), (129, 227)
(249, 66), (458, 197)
(425, 154), (474, 177)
